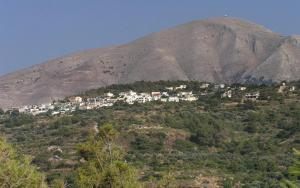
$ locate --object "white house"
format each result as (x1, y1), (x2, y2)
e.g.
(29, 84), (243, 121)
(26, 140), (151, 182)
(182, 95), (198, 101)
(175, 85), (187, 90)
(290, 86), (296, 92)
(105, 92), (114, 98)
(51, 111), (60, 116)
(168, 96), (179, 102)
(278, 83), (287, 93)
(177, 91), (193, 97)
(125, 98), (136, 104)
(214, 84), (225, 89)
(245, 92), (260, 100)
(137, 93), (152, 103)
(165, 87), (174, 91)
(18, 106), (29, 113)
(200, 83), (210, 89)
(69, 96), (83, 103)
(222, 90), (232, 98)
(151, 92), (162, 101)
(162, 92), (169, 97)
(240, 87), (247, 91)
(120, 90), (137, 98)
(160, 98), (168, 102)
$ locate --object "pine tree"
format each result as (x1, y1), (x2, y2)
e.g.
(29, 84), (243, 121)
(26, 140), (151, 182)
(0, 137), (48, 188)
(74, 124), (140, 188)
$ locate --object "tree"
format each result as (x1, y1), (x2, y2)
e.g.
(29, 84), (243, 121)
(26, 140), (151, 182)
(281, 148), (300, 188)
(74, 124), (140, 188)
(0, 137), (48, 188)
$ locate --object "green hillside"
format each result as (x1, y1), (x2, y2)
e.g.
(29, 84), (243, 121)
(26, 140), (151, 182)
(1, 81), (300, 187)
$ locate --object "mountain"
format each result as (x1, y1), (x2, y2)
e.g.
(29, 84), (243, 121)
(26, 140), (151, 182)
(1, 17), (300, 108)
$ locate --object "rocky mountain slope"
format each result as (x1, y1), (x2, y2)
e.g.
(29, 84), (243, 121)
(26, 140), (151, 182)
(1, 17), (300, 108)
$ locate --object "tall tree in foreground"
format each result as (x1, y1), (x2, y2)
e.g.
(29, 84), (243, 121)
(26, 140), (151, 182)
(281, 148), (300, 188)
(74, 124), (140, 188)
(0, 137), (48, 188)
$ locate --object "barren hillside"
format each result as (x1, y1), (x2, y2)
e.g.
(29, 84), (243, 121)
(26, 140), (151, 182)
(1, 17), (300, 108)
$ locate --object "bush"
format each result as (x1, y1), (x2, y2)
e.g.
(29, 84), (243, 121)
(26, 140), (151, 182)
(5, 114), (34, 127)
(131, 135), (164, 153)
(173, 139), (197, 152)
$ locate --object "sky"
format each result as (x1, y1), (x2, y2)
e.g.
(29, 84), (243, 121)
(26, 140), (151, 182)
(1, 0), (300, 75)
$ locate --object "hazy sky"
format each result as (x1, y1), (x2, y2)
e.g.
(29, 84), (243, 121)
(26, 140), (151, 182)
(1, 0), (300, 75)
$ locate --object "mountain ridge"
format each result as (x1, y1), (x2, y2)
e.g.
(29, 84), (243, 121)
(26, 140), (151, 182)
(1, 17), (300, 108)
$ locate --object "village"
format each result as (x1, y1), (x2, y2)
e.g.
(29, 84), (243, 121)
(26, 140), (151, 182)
(14, 82), (297, 116)
(17, 84), (197, 116)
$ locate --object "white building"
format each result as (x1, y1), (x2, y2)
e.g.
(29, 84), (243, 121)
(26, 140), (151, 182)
(119, 90), (137, 98)
(151, 92), (162, 101)
(51, 111), (60, 116)
(214, 84), (225, 89)
(160, 98), (168, 102)
(162, 92), (169, 97)
(175, 85), (187, 90)
(240, 87), (247, 91)
(245, 92), (260, 100)
(278, 84), (287, 93)
(200, 83), (210, 89)
(182, 95), (198, 101)
(105, 92), (114, 98)
(168, 96), (179, 102)
(165, 87), (174, 91)
(137, 93), (152, 103)
(177, 91), (193, 97)
(222, 90), (232, 98)
(290, 86), (296, 92)
(69, 96), (83, 103)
